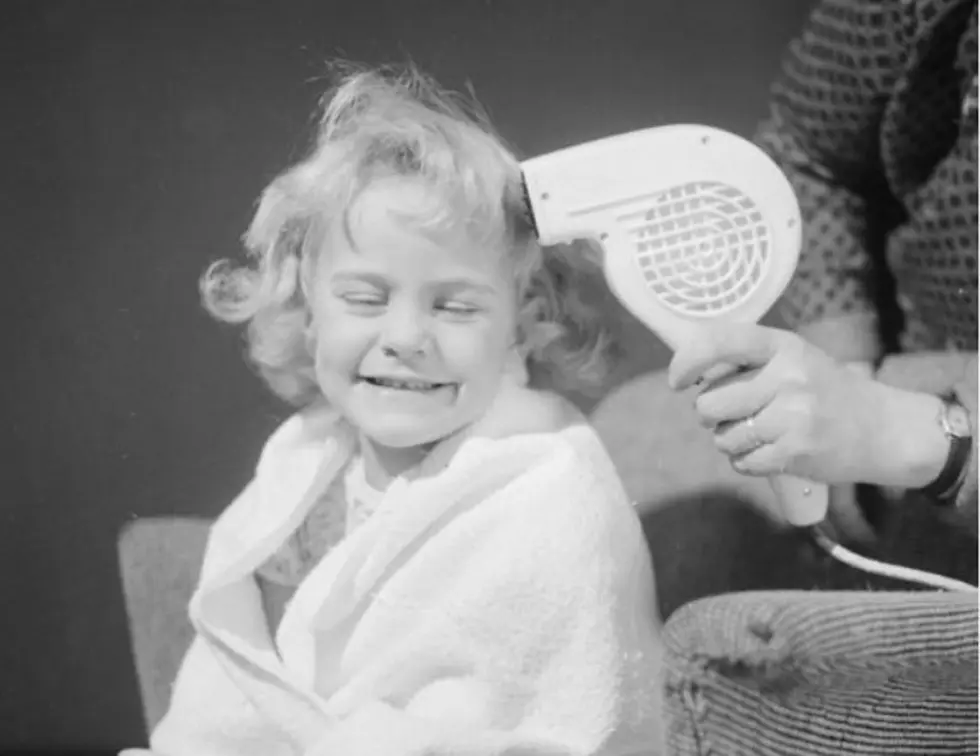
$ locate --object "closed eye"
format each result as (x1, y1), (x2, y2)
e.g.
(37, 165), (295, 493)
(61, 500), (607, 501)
(341, 292), (386, 307)
(437, 301), (480, 316)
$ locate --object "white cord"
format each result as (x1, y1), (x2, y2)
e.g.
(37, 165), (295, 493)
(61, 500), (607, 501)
(811, 526), (978, 593)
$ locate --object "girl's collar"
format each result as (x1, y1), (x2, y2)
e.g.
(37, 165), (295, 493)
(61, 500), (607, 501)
(353, 427), (473, 491)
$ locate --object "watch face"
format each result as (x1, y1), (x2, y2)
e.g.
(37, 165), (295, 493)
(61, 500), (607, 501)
(946, 403), (972, 438)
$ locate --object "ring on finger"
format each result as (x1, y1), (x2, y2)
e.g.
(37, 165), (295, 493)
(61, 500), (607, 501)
(744, 414), (764, 450)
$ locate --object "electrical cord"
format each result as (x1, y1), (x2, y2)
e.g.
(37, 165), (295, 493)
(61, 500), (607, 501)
(810, 524), (978, 592)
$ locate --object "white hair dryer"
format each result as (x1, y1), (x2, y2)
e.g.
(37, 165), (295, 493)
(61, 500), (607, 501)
(520, 124), (826, 527)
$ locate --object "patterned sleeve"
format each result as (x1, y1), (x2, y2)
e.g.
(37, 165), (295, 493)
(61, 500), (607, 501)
(754, 0), (908, 347)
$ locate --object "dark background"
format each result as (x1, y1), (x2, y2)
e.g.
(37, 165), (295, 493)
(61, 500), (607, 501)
(3, 0), (816, 749)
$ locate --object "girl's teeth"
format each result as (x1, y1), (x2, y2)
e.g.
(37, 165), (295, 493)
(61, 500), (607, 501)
(373, 378), (439, 390)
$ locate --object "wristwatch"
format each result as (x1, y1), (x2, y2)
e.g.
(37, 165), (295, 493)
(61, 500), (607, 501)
(917, 392), (973, 505)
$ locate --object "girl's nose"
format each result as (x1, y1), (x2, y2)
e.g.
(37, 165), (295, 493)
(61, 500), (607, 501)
(379, 307), (431, 359)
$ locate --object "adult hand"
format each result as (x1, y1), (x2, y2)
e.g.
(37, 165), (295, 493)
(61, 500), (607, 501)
(667, 323), (941, 487)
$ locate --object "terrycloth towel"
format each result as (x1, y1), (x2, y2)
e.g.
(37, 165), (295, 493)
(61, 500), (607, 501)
(123, 390), (665, 755)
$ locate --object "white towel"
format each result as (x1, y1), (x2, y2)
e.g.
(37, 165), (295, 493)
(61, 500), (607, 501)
(129, 390), (665, 756)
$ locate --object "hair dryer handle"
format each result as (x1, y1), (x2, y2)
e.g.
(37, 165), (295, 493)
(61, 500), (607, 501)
(769, 474), (829, 526)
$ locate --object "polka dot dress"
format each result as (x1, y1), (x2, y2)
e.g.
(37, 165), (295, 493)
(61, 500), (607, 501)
(756, 0), (978, 352)
(256, 455), (383, 587)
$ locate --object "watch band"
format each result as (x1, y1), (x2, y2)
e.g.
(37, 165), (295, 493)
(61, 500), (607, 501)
(918, 394), (973, 505)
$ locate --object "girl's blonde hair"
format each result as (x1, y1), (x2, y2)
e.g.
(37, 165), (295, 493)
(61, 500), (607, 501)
(201, 62), (612, 406)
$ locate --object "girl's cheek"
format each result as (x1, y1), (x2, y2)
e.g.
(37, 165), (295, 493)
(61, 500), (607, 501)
(436, 326), (508, 367)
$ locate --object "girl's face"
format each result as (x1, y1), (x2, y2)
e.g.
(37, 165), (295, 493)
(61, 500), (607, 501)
(308, 176), (521, 470)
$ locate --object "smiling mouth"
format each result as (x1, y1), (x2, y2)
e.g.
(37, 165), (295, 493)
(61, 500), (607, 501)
(360, 376), (453, 392)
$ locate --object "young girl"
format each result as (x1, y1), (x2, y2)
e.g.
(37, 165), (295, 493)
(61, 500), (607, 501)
(130, 64), (664, 755)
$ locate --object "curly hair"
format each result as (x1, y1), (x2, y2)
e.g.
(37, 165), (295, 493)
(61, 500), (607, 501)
(201, 62), (612, 406)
